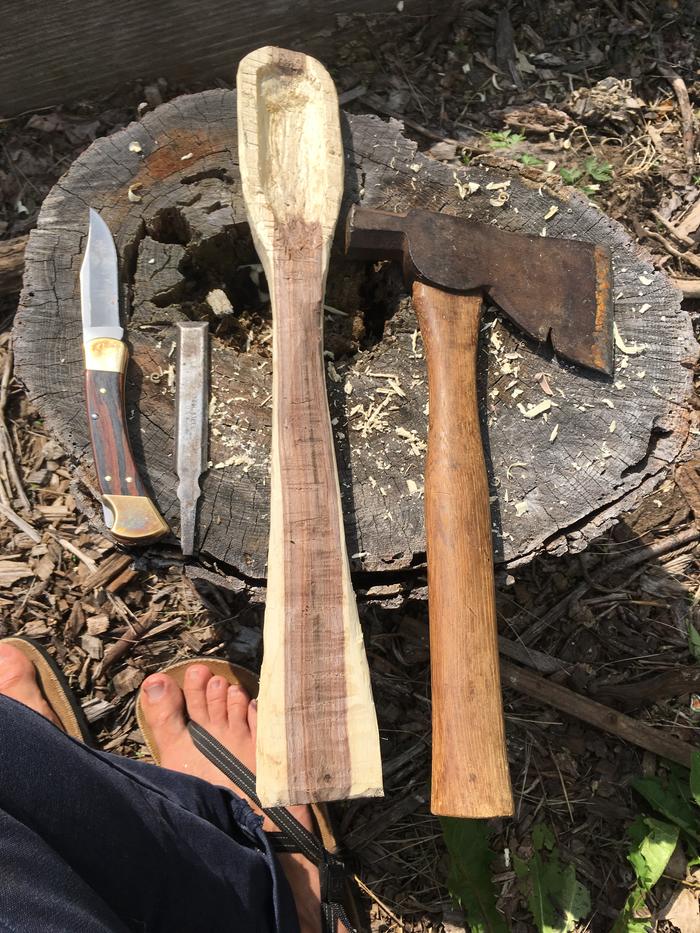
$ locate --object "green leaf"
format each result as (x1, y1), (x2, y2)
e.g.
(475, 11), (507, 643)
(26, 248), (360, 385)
(611, 887), (653, 933)
(486, 129), (526, 149)
(688, 623), (700, 661)
(518, 153), (544, 167)
(559, 167), (584, 185)
(584, 157), (613, 182)
(440, 818), (508, 932)
(515, 825), (591, 933)
(691, 752), (700, 807)
(632, 773), (700, 842)
(626, 817), (678, 889)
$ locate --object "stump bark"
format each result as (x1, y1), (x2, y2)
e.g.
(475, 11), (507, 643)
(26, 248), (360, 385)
(13, 89), (697, 580)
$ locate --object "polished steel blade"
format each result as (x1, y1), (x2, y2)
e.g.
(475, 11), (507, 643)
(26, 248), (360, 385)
(79, 208), (123, 344)
(175, 322), (209, 556)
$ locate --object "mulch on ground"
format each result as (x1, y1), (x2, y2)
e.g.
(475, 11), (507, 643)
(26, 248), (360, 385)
(1, 1), (699, 929)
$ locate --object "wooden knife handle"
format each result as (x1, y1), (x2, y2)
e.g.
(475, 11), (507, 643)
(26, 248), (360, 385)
(413, 282), (514, 818)
(84, 337), (168, 544)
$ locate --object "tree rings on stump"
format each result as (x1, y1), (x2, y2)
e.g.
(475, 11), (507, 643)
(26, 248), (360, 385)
(14, 89), (696, 580)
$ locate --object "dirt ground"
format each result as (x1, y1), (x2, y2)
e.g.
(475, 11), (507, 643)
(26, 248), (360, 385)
(1, 1), (699, 930)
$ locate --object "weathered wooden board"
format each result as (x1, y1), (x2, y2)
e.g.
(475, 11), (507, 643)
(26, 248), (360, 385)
(0, 0), (411, 117)
(13, 90), (697, 580)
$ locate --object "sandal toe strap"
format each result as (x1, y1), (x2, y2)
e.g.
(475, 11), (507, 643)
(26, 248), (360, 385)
(187, 721), (357, 933)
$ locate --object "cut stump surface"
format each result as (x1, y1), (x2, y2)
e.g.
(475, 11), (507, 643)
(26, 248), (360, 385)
(13, 90), (697, 578)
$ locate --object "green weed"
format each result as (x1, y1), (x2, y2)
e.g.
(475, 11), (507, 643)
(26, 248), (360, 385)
(486, 129), (526, 149)
(613, 752), (700, 930)
(441, 818), (507, 932)
(514, 824), (591, 932)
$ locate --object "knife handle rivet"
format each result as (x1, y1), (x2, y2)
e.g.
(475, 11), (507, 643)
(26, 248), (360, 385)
(99, 387), (107, 395)
(104, 475), (112, 482)
(91, 413), (98, 420)
(125, 476), (133, 484)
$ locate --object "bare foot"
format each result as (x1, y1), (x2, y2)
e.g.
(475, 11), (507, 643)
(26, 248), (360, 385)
(0, 644), (62, 728)
(139, 665), (331, 933)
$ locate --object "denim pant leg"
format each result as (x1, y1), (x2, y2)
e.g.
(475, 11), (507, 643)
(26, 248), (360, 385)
(0, 695), (300, 933)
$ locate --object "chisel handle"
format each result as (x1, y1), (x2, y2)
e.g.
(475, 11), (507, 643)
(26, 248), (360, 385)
(413, 281), (513, 818)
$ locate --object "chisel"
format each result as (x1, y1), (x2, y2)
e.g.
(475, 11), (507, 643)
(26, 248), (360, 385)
(175, 321), (209, 556)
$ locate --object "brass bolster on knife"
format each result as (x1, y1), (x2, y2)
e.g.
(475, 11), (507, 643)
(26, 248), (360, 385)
(84, 337), (128, 372)
(103, 494), (169, 543)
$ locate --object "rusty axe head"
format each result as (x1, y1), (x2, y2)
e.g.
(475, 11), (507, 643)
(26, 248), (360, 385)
(346, 206), (614, 375)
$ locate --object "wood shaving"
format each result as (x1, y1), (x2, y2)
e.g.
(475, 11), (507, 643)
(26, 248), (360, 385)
(514, 501), (529, 516)
(609, 419), (616, 433)
(489, 189), (510, 207)
(180, 152), (193, 161)
(517, 399), (552, 418)
(613, 322), (646, 355)
(549, 424), (559, 442)
(127, 184), (143, 202)
(327, 361), (341, 383)
(128, 140), (142, 153)
(485, 180), (512, 190)
(212, 453), (255, 472)
(544, 205), (558, 220)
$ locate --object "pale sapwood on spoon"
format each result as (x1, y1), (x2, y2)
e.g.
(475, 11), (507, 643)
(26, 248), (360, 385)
(237, 46), (383, 806)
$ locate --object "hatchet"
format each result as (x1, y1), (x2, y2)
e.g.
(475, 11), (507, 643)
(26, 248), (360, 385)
(346, 206), (613, 817)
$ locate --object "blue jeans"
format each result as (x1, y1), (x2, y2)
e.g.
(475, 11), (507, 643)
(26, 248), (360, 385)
(0, 695), (300, 932)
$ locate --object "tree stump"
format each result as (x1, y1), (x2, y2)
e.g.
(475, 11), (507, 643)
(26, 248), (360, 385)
(13, 89), (697, 580)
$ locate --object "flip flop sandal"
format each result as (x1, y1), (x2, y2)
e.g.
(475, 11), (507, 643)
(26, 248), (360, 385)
(1, 636), (92, 743)
(136, 658), (364, 933)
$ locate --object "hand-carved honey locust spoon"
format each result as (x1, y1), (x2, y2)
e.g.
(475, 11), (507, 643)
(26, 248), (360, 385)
(237, 47), (383, 807)
(346, 206), (614, 818)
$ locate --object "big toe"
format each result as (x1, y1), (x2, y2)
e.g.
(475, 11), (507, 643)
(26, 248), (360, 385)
(140, 673), (188, 747)
(0, 644), (60, 725)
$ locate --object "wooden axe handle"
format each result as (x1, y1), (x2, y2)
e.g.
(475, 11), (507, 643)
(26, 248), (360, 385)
(413, 281), (514, 818)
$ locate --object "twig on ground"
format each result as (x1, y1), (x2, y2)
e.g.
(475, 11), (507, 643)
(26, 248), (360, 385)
(0, 501), (41, 542)
(519, 526), (700, 645)
(671, 278), (700, 299)
(651, 209), (695, 247)
(502, 660), (696, 768)
(45, 530), (98, 573)
(637, 223), (700, 273)
(0, 348), (30, 510)
(658, 64), (697, 171)
(353, 875), (405, 931)
(498, 635), (569, 675)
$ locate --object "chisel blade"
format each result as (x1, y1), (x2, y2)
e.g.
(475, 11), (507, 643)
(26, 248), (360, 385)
(175, 322), (209, 556)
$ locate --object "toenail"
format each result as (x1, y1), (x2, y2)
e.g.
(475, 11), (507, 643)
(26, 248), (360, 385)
(209, 677), (225, 692)
(186, 665), (205, 683)
(144, 681), (165, 701)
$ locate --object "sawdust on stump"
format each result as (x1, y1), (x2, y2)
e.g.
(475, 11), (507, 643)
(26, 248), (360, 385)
(13, 89), (696, 584)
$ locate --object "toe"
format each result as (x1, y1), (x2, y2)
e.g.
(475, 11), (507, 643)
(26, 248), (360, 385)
(183, 663), (211, 725)
(227, 683), (251, 729)
(140, 674), (188, 745)
(0, 644), (36, 693)
(247, 696), (258, 739)
(0, 644), (60, 725)
(206, 676), (229, 725)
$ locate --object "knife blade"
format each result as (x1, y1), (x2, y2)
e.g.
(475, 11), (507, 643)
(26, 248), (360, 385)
(175, 321), (209, 556)
(80, 208), (169, 544)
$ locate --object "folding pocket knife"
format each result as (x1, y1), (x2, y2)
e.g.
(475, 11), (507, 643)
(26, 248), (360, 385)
(79, 208), (168, 544)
